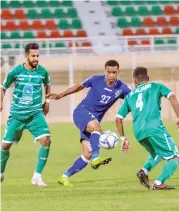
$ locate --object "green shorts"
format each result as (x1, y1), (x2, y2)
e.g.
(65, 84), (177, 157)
(139, 132), (179, 160)
(2, 112), (50, 144)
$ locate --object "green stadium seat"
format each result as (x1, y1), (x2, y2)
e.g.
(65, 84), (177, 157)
(71, 19), (82, 29)
(145, 0), (158, 4)
(117, 18), (129, 28)
(55, 42), (66, 48)
(10, 32), (21, 39)
(58, 20), (71, 29)
(27, 9), (39, 19)
(1, 32), (8, 39)
(132, 1), (144, 5)
(107, 0), (119, 6)
(151, 6), (163, 15)
(49, 0), (60, 7)
(131, 17), (142, 27)
(54, 8), (66, 18)
(173, 0), (179, 3)
(112, 7), (123, 16)
(138, 6), (150, 16)
(23, 32), (34, 38)
(125, 7), (137, 16)
(15, 43), (20, 48)
(175, 28), (179, 34)
(9, 1), (22, 8)
(119, 1), (131, 5)
(41, 9), (52, 19)
(1, 1), (9, 8)
(159, 0), (171, 4)
(2, 44), (11, 49)
(36, 0), (49, 7)
(22, 0), (35, 8)
(41, 42), (53, 48)
(154, 39), (165, 45)
(67, 8), (78, 18)
(168, 39), (177, 44)
(61, 0), (73, 7)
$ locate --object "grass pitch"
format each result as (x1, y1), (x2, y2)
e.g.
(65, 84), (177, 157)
(1, 121), (179, 211)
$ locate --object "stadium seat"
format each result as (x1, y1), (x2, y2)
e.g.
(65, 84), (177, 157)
(156, 17), (168, 26)
(22, 0), (35, 8)
(117, 18), (129, 28)
(58, 20), (71, 29)
(5, 21), (17, 31)
(49, 0), (60, 7)
(112, 7), (123, 16)
(36, 0), (49, 7)
(67, 8), (78, 18)
(36, 31), (48, 38)
(10, 31), (21, 39)
(164, 5), (175, 15)
(23, 31), (35, 38)
(1, 32), (8, 39)
(71, 19), (82, 29)
(18, 20), (30, 30)
(162, 28), (173, 34)
(1, 1), (9, 8)
(168, 39), (177, 44)
(10, 1), (22, 8)
(1, 9), (13, 19)
(136, 28), (146, 35)
(14, 10), (26, 19)
(143, 17), (155, 27)
(2, 44), (12, 49)
(137, 6), (150, 16)
(123, 28), (134, 36)
(128, 40), (138, 45)
(125, 7), (137, 16)
(61, 0), (73, 7)
(45, 20), (57, 30)
(141, 40), (150, 45)
(41, 42), (53, 48)
(76, 30), (87, 37)
(63, 30), (74, 37)
(82, 42), (92, 47)
(119, 1), (131, 5)
(154, 39), (165, 45)
(15, 43), (20, 48)
(55, 42), (66, 48)
(54, 8), (66, 18)
(27, 9), (39, 19)
(31, 20), (44, 30)
(41, 9), (53, 19)
(132, 0), (144, 5)
(169, 16), (179, 26)
(131, 17), (142, 27)
(107, 0), (119, 6)
(49, 31), (61, 38)
(69, 42), (79, 47)
(151, 6), (163, 15)
(159, 1), (171, 4)
(149, 28), (160, 35)
(145, 0), (158, 4)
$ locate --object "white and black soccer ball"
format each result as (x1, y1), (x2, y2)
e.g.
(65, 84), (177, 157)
(99, 131), (119, 149)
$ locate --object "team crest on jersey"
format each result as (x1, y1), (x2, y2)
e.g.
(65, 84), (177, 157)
(115, 90), (122, 98)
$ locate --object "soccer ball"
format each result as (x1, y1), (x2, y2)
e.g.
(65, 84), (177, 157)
(99, 131), (119, 149)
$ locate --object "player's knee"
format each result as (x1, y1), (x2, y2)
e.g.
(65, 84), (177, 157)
(173, 155), (179, 163)
(83, 151), (92, 160)
(1, 143), (12, 150)
(91, 125), (102, 134)
(40, 136), (51, 146)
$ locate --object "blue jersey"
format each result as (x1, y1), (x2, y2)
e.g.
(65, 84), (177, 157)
(76, 75), (131, 121)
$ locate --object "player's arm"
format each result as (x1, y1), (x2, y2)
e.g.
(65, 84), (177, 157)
(0, 70), (16, 112)
(116, 98), (131, 153)
(43, 71), (51, 115)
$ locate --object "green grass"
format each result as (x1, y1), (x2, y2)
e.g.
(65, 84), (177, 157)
(1, 121), (179, 211)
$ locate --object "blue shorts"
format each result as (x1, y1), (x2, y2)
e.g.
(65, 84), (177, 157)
(73, 106), (98, 142)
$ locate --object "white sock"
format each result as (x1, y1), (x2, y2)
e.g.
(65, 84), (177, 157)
(62, 174), (68, 178)
(33, 172), (41, 178)
(154, 180), (162, 185)
(142, 168), (148, 175)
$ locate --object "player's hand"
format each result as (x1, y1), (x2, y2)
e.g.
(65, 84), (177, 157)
(121, 139), (130, 154)
(46, 93), (62, 100)
(176, 118), (179, 130)
(43, 102), (49, 116)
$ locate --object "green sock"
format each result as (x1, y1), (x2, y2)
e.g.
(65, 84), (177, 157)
(1, 149), (10, 173)
(35, 146), (50, 174)
(143, 155), (163, 172)
(157, 158), (179, 183)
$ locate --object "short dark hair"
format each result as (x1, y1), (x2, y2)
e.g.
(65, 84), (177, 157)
(105, 60), (119, 69)
(133, 67), (149, 81)
(25, 43), (39, 53)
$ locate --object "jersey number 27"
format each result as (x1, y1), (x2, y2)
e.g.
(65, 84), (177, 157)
(136, 93), (143, 111)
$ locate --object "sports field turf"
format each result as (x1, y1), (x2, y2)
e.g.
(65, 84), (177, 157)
(1, 121), (179, 211)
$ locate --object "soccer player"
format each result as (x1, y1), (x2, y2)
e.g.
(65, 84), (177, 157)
(0, 43), (51, 187)
(116, 67), (179, 190)
(47, 60), (131, 186)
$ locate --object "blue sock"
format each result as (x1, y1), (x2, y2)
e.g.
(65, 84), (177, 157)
(63, 155), (89, 177)
(90, 131), (101, 160)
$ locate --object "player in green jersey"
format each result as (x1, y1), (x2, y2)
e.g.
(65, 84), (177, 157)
(0, 43), (51, 187)
(116, 67), (179, 190)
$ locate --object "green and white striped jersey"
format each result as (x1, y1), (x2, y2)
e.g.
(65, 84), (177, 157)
(2, 64), (50, 118)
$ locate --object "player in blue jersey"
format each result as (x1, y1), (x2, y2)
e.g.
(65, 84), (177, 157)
(47, 60), (131, 186)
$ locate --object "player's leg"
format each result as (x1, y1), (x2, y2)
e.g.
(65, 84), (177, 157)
(26, 112), (51, 187)
(149, 134), (179, 190)
(58, 140), (91, 186)
(1, 116), (25, 182)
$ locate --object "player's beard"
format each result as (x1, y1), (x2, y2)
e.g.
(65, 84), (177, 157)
(29, 60), (38, 69)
